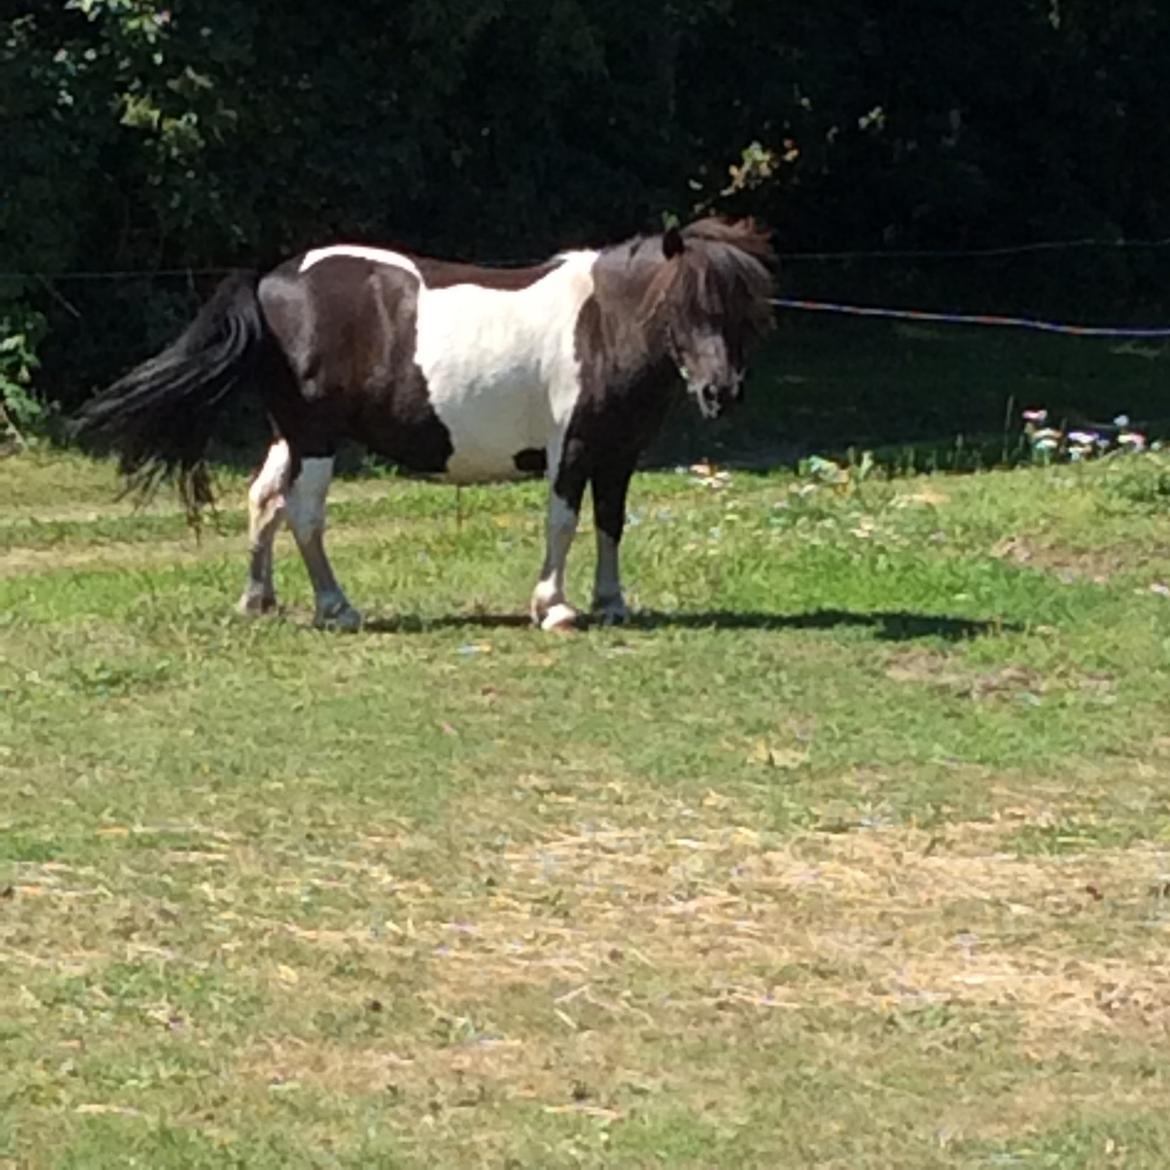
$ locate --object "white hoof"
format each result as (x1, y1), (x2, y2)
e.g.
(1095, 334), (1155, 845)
(238, 591), (277, 617)
(539, 603), (579, 633)
(315, 602), (363, 632)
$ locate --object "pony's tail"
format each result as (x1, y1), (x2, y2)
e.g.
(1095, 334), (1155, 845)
(74, 271), (269, 520)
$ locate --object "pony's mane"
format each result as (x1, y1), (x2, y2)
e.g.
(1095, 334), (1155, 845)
(639, 217), (776, 340)
(681, 216), (776, 264)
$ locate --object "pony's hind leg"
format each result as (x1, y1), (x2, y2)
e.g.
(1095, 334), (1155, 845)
(285, 454), (362, 631)
(238, 439), (290, 616)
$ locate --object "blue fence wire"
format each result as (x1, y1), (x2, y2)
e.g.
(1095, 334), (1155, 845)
(769, 297), (1170, 340)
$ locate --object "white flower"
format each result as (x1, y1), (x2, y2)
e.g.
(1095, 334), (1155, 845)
(806, 455), (841, 477)
(1022, 408), (1049, 423)
(1119, 431), (1147, 450)
(1067, 430), (1098, 446)
(1114, 414), (1130, 428)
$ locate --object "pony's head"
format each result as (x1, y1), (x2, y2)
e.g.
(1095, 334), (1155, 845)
(647, 218), (775, 419)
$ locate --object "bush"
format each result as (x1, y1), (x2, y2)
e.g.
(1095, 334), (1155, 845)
(0, 306), (48, 448)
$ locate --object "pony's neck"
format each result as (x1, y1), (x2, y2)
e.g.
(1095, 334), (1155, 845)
(590, 244), (675, 383)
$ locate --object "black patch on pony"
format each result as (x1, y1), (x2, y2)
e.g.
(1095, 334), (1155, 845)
(512, 448), (547, 474)
(258, 256), (454, 472)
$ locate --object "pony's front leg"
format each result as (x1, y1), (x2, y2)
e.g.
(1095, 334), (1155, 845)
(285, 454), (362, 631)
(530, 439), (587, 632)
(589, 454), (637, 624)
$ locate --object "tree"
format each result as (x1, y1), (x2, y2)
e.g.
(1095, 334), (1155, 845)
(3, 0), (1169, 425)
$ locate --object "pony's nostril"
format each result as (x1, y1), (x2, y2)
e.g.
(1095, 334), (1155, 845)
(698, 386), (723, 417)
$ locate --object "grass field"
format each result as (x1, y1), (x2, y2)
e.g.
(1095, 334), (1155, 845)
(3, 444), (1170, 1168)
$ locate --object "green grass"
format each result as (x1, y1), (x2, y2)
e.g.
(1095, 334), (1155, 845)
(3, 448), (1170, 1168)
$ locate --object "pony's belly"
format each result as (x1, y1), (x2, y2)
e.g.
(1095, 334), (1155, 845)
(438, 452), (540, 485)
(439, 422), (549, 484)
(427, 372), (553, 485)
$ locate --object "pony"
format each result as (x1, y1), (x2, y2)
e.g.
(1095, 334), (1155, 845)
(76, 217), (775, 630)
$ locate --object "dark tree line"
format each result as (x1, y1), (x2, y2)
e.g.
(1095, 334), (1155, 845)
(4, 0), (1170, 432)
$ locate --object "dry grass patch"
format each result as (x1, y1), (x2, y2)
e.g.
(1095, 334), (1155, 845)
(882, 647), (1120, 711)
(33, 812), (1167, 1040)
(471, 816), (1170, 1030)
(991, 533), (1156, 584)
(0, 509), (489, 577)
(138, 803), (1163, 1155)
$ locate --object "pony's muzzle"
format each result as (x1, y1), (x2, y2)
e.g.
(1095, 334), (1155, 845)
(696, 382), (741, 419)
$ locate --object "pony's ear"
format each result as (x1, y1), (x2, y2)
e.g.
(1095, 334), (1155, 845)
(662, 225), (685, 259)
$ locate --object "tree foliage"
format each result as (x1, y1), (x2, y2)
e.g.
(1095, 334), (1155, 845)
(3, 0), (1170, 424)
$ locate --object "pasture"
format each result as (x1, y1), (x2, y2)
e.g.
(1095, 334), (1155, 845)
(3, 446), (1170, 1168)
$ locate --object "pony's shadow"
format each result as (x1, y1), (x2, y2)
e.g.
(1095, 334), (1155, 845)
(362, 608), (1016, 642)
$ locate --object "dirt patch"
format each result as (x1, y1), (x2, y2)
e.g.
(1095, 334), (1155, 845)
(992, 535), (1130, 584)
(883, 649), (1115, 704)
(892, 487), (951, 508)
(885, 650), (1044, 698)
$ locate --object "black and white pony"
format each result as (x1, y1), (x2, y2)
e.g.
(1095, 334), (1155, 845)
(78, 217), (775, 630)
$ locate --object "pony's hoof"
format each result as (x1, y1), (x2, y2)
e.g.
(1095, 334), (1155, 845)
(592, 598), (629, 626)
(315, 603), (363, 632)
(238, 591), (278, 617)
(539, 603), (579, 633)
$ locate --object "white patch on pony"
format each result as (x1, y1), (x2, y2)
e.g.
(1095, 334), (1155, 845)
(540, 603), (579, 632)
(531, 489), (579, 626)
(299, 245), (423, 281)
(250, 439), (291, 509)
(413, 251), (600, 484)
(239, 439), (292, 616)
